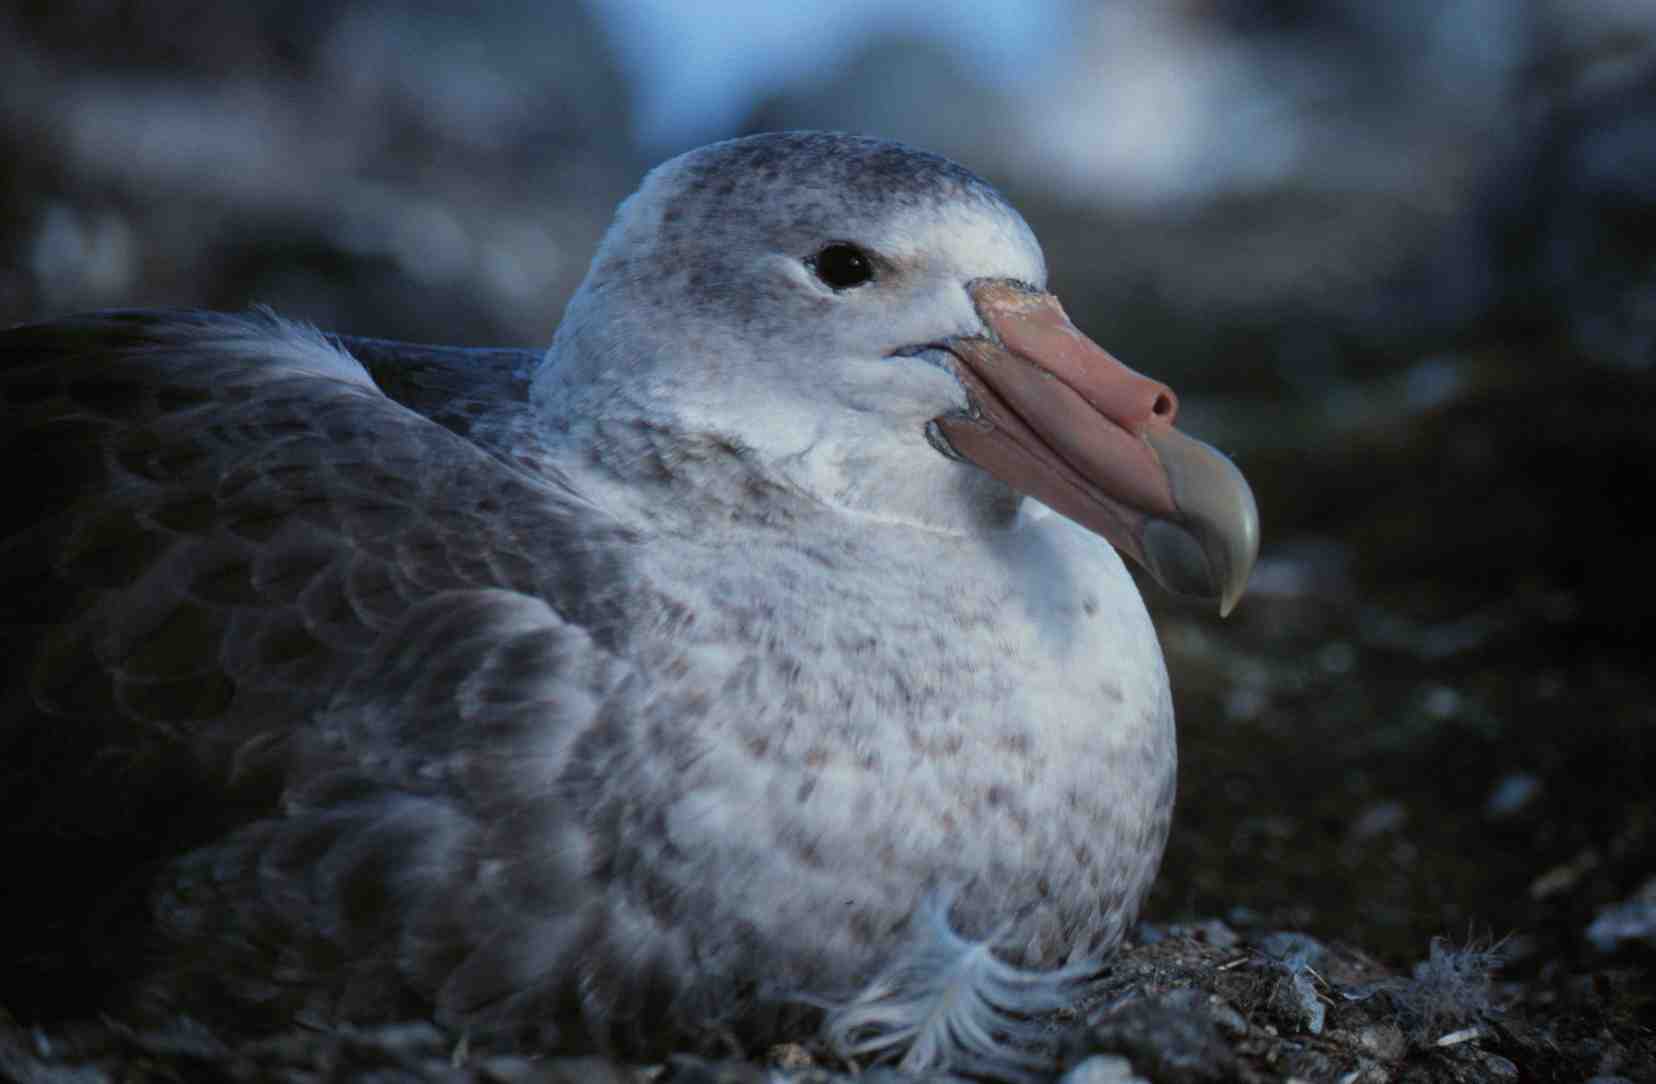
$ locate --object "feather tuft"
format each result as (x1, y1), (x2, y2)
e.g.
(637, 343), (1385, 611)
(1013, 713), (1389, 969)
(818, 897), (1101, 1081)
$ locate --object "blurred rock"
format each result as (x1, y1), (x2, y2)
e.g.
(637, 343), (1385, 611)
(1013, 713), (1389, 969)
(1585, 876), (1656, 952)
(1484, 772), (1542, 819)
(0, 1), (641, 344)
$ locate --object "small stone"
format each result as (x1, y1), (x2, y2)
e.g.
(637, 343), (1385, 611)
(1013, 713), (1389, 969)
(1206, 999), (1250, 1038)
(1354, 1022), (1407, 1061)
(1585, 875), (1656, 951)
(1060, 1054), (1151, 1084)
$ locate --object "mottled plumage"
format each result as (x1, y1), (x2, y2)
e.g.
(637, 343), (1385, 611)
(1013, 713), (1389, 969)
(1, 133), (1255, 1076)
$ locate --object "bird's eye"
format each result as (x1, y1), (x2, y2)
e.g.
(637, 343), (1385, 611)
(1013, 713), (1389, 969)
(809, 243), (874, 290)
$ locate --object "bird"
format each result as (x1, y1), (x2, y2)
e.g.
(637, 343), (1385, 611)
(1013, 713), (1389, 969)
(0, 132), (1257, 1075)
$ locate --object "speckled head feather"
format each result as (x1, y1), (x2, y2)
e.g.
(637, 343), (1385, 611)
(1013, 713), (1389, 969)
(535, 132), (1052, 536)
(538, 133), (1044, 390)
(648, 131), (1021, 253)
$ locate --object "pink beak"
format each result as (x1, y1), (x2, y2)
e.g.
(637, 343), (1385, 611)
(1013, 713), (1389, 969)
(933, 280), (1259, 615)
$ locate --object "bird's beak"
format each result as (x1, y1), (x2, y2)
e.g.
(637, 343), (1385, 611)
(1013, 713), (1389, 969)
(932, 280), (1259, 615)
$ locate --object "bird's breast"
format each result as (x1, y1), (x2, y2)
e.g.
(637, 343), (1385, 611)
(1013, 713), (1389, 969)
(605, 514), (1176, 976)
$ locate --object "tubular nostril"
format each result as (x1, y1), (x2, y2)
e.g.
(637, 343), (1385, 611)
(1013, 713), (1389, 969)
(1152, 389), (1177, 423)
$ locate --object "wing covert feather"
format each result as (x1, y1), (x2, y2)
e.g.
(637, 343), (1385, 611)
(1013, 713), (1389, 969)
(0, 310), (640, 1030)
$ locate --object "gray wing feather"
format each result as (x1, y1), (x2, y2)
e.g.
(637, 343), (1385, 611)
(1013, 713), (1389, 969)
(0, 310), (644, 1042)
(336, 333), (538, 441)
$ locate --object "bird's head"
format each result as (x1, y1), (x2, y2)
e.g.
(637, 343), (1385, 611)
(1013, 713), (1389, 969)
(537, 132), (1258, 613)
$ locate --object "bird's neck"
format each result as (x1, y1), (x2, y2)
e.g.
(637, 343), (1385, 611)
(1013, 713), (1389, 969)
(538, 398), (1024, 541)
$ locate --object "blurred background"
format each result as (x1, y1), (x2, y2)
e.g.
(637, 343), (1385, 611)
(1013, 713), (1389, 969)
(4, 0), (1654, 990)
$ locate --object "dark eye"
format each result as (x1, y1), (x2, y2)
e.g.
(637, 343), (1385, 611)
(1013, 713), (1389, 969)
(809, 243), (874, 290)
